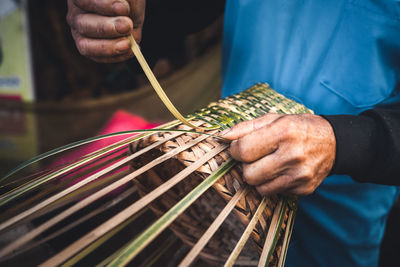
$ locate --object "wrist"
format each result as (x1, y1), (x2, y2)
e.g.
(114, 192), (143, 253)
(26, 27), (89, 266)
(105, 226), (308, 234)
(321, 114), (377, 179)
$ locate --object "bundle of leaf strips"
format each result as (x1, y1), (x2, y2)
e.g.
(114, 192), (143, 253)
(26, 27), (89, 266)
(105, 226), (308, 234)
(0, 83), (311, 267)
(129, 83), (310, 266)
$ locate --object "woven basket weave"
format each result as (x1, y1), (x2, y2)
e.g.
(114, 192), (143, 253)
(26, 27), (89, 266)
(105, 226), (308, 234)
(129, 83), (312, 265)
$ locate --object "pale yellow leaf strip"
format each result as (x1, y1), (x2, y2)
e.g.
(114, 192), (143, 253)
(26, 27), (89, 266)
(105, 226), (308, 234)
(0, 131), (182, 234)
(224, 197), (268, 267)
(178, 186), (249, 267)
(0, 133), (211, 259)
(40, 143), (226, 267)
(129, 35), (214, 131)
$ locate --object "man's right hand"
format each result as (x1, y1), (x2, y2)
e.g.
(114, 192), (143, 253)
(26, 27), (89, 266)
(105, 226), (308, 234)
(67, 0), (145, 63)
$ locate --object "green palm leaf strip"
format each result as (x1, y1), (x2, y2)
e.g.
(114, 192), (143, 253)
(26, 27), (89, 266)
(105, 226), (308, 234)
(0, 131), (142, 207)
(277, 208), (296, 267)
(178, 186), (249, 267)
(0, 138), (126, 192)
(258, 199), (288, 267)
(0, 134), (213, 254)
(1, 131), (137, 183)
(96, 244), (130, 267)
(224, 197), (268, 267)
(0, 121), (181, 184)
(0, 127), (223, 208)
(62, 209), (146, 267)
(97, 234), (178, 267)
(96, 234), (177, 267)
(38, 143), (226, 266)
(0, 185), (137, 262)
(0, 119), (184, 184)
(107, 159), (237, 267)
(0, 167), (129, 227)
(0, 124), (180, 207)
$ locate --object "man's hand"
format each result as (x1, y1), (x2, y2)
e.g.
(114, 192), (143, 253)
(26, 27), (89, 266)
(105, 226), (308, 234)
(221, 114), (336, 196)
(67, 0), (145, 63)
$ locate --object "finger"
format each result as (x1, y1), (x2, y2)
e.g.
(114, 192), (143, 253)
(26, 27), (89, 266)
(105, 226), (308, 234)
(284, 168), (324, 196)
(91, 52), (134, 63)
(72, 31), (131, 57)
(67, 0), (84, 27)
(255, 175), (292, 195)
(287, 185), (316, 196)
(73, 0), (131, 16)
(220, 113), (283, 140)
(128, 0), (146, 43)
(228, 120), (283, 163)
(242, 153), (286, 186)
(72, 13), (133, 38)
(257, 170), (320, 196)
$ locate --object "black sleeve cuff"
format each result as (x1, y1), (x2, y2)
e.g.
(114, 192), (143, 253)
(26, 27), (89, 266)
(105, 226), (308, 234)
(322, 114), (379, 182)
(323, 109), (400, 185)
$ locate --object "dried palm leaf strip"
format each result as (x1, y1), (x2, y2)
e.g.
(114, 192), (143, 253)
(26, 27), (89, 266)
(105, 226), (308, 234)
(39, 143), (228, 266)
(134, 235), (179, 267)
(61, 209), (147, 267)
(0, 120), (186, 207)
(277, 208), (296, 267)
(44, 166), (129, 210)
(0, 148), (127, 224)
(0, 185), (137, 263)
(129, 35), (217, 131)
(95, 234), (178, 267)
(257, 199), (287, 267)
(126, 85), (298, 265)
(0, 124), (212, 232)
(0, 131), (184, 234)
(223, 197), (268, 267)
(178, 186), (249, 267)
(96, 243), (129, 267)
(129, 84), (309, 265)
(0, 119), (181, 184)
(0, 142), (126, 203)
(0, 131), (138, 186)
(1, 167), (131, 237)
(0, 120), (182, 206)
(106, 159), (236, 267)
(1, 84), (308, 265)
(0, 133), (212, 258)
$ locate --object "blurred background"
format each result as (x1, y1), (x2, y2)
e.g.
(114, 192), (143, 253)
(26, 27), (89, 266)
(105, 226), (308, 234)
(0, 0), (225, 177)
(0, 1), (398, 266)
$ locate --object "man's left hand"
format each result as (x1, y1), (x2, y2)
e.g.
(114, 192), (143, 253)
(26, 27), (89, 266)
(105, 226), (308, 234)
(220, 114), (336, 196)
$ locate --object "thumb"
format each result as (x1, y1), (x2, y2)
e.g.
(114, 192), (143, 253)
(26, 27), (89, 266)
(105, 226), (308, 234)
(128, 0), (146, 43)
(219, 113), (283, 140)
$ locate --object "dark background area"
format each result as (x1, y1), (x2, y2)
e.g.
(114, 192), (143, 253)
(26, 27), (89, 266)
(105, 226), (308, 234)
(0, 0), (225, 175)
(29, 0), (226, 101)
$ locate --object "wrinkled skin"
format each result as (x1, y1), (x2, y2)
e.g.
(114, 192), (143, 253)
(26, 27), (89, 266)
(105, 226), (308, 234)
(66, 0), (145, 63)
(221, 113), (336, 196)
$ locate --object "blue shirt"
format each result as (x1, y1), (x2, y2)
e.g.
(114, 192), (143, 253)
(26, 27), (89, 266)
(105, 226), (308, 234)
(222, 1), (400, 266)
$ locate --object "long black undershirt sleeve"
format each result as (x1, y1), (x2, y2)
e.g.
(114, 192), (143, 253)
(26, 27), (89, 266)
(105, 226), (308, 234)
(323, 107), (400, 185)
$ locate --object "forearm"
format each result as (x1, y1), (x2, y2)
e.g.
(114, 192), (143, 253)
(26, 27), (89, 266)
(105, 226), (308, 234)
(324, 107), (400, 185)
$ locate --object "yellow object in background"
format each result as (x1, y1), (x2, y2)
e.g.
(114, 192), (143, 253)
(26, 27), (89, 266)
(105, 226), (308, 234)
(0, 0), (37, 174)
(0, 0), (34, 102)
(0, 111), (38, 164)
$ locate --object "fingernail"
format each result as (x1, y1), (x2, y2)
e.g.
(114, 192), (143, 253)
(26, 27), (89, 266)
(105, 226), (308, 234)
(115, 39), (130, 53)
(112, 1), (130, 15)
(114, 18), (130, 34)
(218, 128), (232, 137)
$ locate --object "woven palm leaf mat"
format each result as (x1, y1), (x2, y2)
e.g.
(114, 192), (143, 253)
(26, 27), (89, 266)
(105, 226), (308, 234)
(129, 83), (312, 266)
(0, 83), (312, 267)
